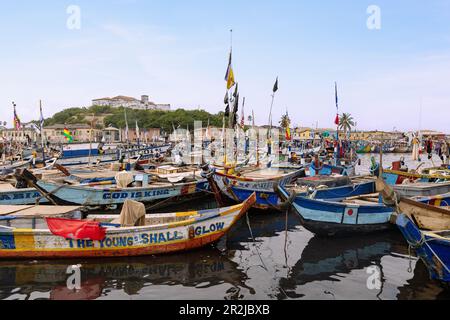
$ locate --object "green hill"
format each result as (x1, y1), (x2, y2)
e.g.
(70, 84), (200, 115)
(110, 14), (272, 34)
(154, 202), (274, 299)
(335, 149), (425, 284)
(44, 105), (225, 132)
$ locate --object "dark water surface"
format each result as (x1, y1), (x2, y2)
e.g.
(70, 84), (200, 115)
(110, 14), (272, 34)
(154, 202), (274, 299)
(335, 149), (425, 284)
(1, 154), (449, 300)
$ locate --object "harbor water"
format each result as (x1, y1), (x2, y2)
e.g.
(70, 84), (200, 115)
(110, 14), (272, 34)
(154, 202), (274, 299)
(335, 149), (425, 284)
(0, 154), (449, 300)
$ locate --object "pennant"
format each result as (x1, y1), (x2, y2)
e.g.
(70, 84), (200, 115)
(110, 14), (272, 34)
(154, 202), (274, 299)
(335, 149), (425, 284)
(334, 82), (340, 125)
(240, 97), (245, 128)
(135, 120), (140, 141)
(273, 77), (279, 93)
(39, 102), (45, 131)
(286, 127), (292, 141)
(13, 102), (21, 130)
(224, 51), (236, 90)
(63, 127), (73, 143)
(224, 91), (229, 105)
(335, 114), (340, 126)
(124, 109), (129, 142)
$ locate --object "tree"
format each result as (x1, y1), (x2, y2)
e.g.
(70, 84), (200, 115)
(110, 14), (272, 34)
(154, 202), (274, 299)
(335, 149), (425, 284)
(339, 113), (355, 136)
(279, 113), (291, 129)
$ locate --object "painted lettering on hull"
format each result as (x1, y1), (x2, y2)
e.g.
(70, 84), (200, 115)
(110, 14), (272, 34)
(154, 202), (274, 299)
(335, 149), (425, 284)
(102, 189), (171, 200)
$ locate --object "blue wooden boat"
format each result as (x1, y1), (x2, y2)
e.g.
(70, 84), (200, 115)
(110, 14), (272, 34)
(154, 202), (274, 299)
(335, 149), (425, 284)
(208, 166), (306, 210)
(17, 169), (209, 208)
(308, 159), (358, 177)
(396, 214), (450, 283)
(0, 184), (48, 205)
(277, 181), (395, 237)
(56, 144), (171, 167)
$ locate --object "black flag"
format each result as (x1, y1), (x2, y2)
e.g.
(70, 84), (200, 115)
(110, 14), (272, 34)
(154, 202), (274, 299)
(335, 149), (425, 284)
(233, 83), (239, 99)
(224, 91), (229, 105)
(225, 105), (230, 117)
(232, 94), (239, 127)
(273, 77), (279, 93)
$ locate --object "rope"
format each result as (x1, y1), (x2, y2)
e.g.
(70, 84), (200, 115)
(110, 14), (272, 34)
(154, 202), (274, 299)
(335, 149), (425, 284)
(245, 212), (268, 272)
(408, 231), (450, 275)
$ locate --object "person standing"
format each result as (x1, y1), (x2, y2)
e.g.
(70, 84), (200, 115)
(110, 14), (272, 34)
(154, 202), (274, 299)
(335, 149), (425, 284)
(31, 149), (37, 168)
(436, 140), (443, 162)
(411, 134), (420, 161)
(426, 138), (433, 160)
(442, 140), (449, 165)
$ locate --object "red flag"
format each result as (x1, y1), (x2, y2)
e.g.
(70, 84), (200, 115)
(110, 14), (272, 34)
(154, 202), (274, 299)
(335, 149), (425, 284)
(334, 114), (340, 126)
(46, 218), (107, 241)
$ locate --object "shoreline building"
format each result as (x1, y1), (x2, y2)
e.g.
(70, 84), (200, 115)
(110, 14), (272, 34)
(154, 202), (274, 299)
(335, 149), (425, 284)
(43, 124), (102, 144)
(0, 124), (39, 144)
(92, 95), (171, 111)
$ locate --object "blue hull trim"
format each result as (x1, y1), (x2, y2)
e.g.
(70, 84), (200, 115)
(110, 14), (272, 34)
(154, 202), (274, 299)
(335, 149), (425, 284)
(396, 214), (450, 283)
(225, 180), (376, 211)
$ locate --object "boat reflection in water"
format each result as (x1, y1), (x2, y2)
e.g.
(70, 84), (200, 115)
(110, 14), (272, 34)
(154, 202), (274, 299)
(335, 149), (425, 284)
(0, 194), (449, 300)
(0, 248), (251, 300)
(277, 230), (450, 300)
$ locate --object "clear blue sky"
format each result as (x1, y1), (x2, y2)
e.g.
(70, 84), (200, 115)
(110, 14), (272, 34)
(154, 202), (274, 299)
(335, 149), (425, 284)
(1, 0), (449, 132)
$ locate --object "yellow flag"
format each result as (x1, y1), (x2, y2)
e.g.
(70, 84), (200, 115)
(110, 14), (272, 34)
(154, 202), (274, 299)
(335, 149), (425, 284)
(226, 65), (235, 90)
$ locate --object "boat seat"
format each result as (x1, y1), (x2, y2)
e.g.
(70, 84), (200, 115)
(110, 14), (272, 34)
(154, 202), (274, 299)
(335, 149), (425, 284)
(0, 183), (16, 191)
(342, 199), (381, 206)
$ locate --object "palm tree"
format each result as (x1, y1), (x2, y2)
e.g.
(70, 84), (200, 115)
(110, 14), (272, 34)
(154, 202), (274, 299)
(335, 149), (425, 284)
(339, 113), (355, 136)
(279, 114), (291, 129)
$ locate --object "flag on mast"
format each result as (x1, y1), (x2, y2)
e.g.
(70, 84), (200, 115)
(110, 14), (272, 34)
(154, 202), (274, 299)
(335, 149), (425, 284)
(39, 101), (45, 132)
(13, 102), (21, 130)
(334, 82), (340, 126)
(135, 120), (140, 141)
(273, 77), (279, 93)
(63, 127), (73, 143)
(240, 97), (245, 128)
(124, 109), (129, 142)
(224, 51), (236, 90)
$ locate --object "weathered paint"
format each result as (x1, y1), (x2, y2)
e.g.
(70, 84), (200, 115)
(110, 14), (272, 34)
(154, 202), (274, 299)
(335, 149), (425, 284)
(397, 214), (450, 283)
(213, 168), (304, 210)
(0, 193), (256, 259)
(35, 179), (209, 206)
(0, 188), (48, 205)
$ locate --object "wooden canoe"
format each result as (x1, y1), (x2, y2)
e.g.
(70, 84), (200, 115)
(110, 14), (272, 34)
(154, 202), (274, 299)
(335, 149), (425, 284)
(377, 177), (450, 231)
(396, 214), (450, 283)
(211, 167), (306, 210)
(0, 193), (256, 259)
(277, 185), (394, 237)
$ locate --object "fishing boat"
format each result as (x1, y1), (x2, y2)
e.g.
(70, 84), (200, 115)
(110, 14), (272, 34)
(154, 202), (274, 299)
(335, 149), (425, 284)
(393, 146), (410, 153)
(377, 178), (450, 231)
(277, 181), (394, 237)
(382, 169), (450, 185)
(356, 145), (371, 154)
(0, 205), (82, 229)
(0, 159), (32, 173)
(16, 169), (209, 208)
(0, 183), (48, 205)
(308, 160), (358, 177)
(0, 193), (256, 259)
(396, 214), (450, 283)
(206, 165), (306, 210)
(55, 144), (171, 167)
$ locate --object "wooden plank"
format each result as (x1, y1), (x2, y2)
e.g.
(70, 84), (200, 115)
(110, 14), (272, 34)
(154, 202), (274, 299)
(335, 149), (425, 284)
(0, 205), (81, 217)
(342, 199), (380, 206)
(0, 205), (35, 216)
(346, 193), (379, 200)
